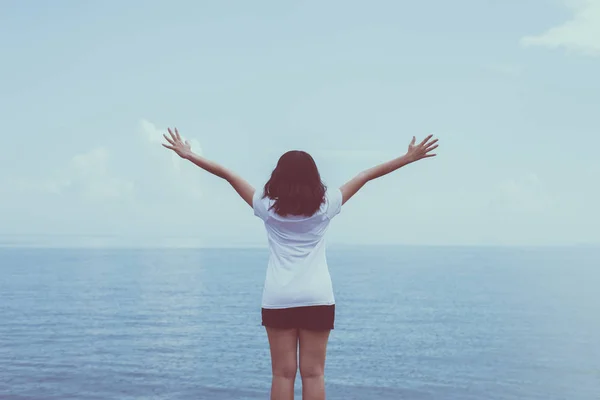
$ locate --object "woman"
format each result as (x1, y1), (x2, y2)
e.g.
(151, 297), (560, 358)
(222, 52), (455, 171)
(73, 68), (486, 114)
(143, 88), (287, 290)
(162, 128), (438, 400)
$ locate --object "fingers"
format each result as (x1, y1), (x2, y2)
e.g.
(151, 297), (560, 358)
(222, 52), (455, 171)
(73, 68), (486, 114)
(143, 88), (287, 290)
(425, 143), (439, 153)
(425, 138), (438, 149)
(163, 134), (175, 145)
(418, 134), (433, 147)
(423, 153), (437, 158)
(410, 136), (416, 146)
(175, 127), (182, 141)
(162, 144), (175, 151)
(168, 128), (178, 143)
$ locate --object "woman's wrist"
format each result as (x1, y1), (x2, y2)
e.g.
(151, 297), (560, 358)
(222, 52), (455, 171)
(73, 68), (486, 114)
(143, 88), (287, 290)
(397, 153), (414, 166)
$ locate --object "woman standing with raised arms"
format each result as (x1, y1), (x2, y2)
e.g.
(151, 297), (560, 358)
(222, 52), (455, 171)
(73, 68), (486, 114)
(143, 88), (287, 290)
(162, 128), (438, 400)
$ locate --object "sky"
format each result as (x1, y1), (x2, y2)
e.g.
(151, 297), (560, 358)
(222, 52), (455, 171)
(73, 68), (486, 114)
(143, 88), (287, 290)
(1, 0), (599, 247)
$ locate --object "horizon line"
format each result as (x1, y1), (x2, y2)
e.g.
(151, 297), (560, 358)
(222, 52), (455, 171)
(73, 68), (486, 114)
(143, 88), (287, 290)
(1, 243), (598, 250)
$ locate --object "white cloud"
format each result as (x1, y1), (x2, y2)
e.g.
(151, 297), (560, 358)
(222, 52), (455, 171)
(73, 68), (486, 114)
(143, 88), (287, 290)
(0, 119), (215, 243)
(137, 118), (204, 199)
(521, 0), (600, 56)
(69, 147), (134, 201)
(11, 147), (133, 202)
(139, 119), (202, 154)
(7, 119), (205, 206)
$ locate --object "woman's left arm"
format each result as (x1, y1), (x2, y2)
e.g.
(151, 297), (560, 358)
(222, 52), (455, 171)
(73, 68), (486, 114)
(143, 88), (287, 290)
(162, 127), (255, 208)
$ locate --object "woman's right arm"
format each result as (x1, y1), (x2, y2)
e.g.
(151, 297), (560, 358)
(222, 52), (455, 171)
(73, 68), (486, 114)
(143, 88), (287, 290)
(162, 127), (255, 208)
(339, 134), (438, 205)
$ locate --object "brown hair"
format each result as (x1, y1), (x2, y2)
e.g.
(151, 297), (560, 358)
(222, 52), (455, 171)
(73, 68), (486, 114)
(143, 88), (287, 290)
(263, 150), (326, 216)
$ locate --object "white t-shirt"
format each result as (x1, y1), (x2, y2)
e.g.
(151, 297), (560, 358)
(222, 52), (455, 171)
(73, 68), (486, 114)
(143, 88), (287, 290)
(253, 188), (343, 309)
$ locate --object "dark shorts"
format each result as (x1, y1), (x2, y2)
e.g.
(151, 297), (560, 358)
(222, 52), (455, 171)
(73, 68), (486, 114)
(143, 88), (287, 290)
(262, 304), (335, 331)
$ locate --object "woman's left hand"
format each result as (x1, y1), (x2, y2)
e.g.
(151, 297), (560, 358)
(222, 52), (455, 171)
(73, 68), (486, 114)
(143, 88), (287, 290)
(406, 134), (438, 163)
(162, 128), (192, 159)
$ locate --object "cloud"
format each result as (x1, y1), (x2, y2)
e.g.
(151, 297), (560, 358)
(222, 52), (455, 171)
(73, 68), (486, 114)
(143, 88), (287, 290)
(140, 119), (202, 154)
(521, 0), (600, 56)
(69, 147), (134, 201)
(8, 119), (205, 205)
(11, 147), (133, 202)
(0, 119), (214, 242)
(136, 119), (204, 200)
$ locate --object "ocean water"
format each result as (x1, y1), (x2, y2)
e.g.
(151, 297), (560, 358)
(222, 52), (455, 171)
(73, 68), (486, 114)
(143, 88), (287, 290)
(1, 246), (599, 399)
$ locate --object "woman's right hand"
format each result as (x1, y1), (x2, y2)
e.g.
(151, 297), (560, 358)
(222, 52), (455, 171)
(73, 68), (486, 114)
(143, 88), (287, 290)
(406, 134), (438, 163)
(162, 127), (193, 159)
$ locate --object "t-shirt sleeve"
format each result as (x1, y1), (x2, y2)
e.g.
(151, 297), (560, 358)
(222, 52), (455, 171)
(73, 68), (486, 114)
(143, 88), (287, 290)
(325, 188), (343, 219)
(253, 190), (270, 221)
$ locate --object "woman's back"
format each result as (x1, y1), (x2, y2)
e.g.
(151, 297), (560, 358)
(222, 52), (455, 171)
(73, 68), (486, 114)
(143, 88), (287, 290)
(253, 188), (343, 308)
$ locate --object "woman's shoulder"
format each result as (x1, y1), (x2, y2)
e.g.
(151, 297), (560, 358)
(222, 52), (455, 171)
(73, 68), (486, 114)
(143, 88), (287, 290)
(323, 187), (342, 219)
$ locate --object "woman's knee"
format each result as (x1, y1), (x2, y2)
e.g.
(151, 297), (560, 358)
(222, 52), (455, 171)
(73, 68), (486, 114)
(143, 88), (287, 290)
(273, 363), (298, 380)
(299, 362), (324, 379)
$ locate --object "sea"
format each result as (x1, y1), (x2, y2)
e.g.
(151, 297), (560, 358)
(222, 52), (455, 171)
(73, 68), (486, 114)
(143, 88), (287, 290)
(1, 246), (599, 399)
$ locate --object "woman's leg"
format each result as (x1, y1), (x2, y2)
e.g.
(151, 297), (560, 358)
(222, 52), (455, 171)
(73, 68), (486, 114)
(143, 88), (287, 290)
(298, 329), (330, 400)
(266, 327), (299, 400)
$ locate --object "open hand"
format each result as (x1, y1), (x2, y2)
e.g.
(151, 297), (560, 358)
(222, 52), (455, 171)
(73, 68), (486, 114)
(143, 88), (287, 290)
(162, 128), (192, 159)
(406, 134), (438, 162)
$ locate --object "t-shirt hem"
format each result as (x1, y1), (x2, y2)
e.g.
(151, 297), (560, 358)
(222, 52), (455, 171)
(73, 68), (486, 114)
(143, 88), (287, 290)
(261, 300), (335, 309)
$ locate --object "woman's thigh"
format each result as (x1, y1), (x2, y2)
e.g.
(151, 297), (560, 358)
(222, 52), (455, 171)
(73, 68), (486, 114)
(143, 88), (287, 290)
(298, 329), (331, 377)
(265, 327), (299, 377)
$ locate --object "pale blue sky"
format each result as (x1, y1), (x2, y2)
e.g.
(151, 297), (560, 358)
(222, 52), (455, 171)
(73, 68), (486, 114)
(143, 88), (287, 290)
(1, 0), (599, 247)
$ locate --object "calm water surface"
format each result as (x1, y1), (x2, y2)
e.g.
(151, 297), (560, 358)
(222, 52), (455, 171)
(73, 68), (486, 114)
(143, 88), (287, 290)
(1, 246), (599, 399)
